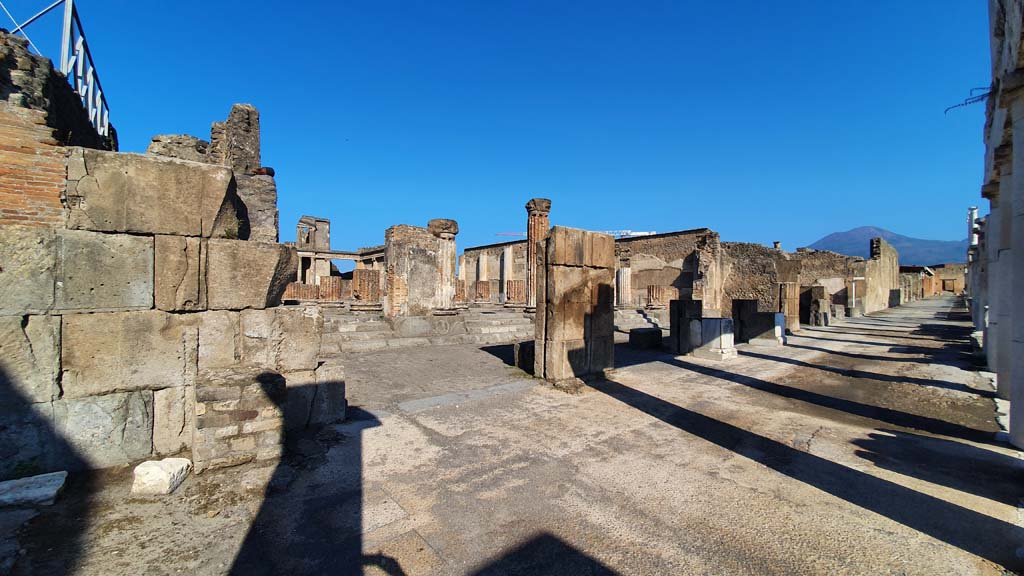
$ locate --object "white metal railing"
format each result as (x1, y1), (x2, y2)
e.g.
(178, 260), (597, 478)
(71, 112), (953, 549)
(8, 0), (111, 138)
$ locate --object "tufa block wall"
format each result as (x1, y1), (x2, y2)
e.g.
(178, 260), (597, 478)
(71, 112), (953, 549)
(534, 227), (615, 389)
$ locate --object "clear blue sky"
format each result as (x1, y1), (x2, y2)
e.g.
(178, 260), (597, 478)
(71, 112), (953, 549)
(6, 1), (989, 254)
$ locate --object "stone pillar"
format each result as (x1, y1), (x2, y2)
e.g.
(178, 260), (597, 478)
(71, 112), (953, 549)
(534, 226), (615, 390)
(525, 198), (552, 311)
(779, 282), (800, 333)
(1009, 99), (1024, 447)
(429, 219), (459, 314)
(615, 265), (632, 308)
(501, 245), (513, 302)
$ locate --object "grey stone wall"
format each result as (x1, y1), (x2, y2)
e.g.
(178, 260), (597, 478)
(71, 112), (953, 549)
(0, 146), (342, 481)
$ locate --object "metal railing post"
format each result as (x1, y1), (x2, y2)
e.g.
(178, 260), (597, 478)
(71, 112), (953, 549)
(59, 0), (72, 74)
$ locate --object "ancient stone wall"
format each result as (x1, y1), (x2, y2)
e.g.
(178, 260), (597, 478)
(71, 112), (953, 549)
(147, 104), (278, 243)
(534, 227), (615, 389)
(861, 237), (901, 314)
(0, 145), (346, 480)
(794, 249), (859, 305)
(932, 263), (967, 293)
(720, 242), (783, 316)
(461, 240), (528, 304)
(384, 224), (443, 316)
(0, 33), (115, 228)
(614, 229), (717, 309)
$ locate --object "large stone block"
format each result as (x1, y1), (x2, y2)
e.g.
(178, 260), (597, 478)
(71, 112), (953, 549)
(146, 135), (209, 163)
(313, 362), (347, 426)
(155, 235), (206, 311)
(65, 148), (240, 238)
(197, 310), (241, 370)
(54, 390), (154, 468)
(235, 175), (279, 244)
(274, 307), (323, 372)
(55, 230), (154, 312)
(0, 402), (62, 481)
(206, 240), (297, 310)
(153, 386), (193, 456)
(239, 309), (275, 366)
(0, 315), (60, 404)
(61, 310), (198, 398)
(0, 226), (56, 315)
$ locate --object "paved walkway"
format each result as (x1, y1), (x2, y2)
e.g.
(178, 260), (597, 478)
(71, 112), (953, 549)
(13, 297), (1023, 575)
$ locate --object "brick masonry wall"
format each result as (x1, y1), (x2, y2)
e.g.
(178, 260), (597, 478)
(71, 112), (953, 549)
(0, 105), (66, 226)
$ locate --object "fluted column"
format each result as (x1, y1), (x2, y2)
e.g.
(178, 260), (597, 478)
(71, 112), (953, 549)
(615, 265), (632, 308)
(525, 198), (552, 311)
(429, 218), (459, 314)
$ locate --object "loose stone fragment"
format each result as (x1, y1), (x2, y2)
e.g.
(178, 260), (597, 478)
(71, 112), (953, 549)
(131, 458), (193, 496)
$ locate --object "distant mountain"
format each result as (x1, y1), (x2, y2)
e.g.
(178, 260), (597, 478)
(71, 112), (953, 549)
(807, 226), (968, 266)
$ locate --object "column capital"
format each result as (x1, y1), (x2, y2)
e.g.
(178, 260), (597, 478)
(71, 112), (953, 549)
(428, 218), (459, 238)
(525, 198), (552, 216)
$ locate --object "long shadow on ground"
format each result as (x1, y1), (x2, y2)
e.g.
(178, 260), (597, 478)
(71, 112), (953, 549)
(589, 377), (1024, 570)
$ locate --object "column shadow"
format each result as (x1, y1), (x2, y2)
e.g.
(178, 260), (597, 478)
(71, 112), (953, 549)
(588, 377), (1024, 570)
(230, 376), (405, 576)
(665, 356), (997, 443)
(469, 532), (619, 576)
(738, 348), (995, 399)
(852, 429), (1024, 506)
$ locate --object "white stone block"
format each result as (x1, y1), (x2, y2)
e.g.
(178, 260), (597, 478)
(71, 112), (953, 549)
(131, 458), (192, 496)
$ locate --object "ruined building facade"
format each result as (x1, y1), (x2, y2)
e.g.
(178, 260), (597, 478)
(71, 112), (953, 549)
(967, 0), (1024, 448)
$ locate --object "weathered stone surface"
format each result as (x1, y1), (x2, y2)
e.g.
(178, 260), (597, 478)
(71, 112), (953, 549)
(535, 227), (615, 385)
(209, 104), (260, 174)
(313, 362), (347, 426)
(693, 318), (738, 361)
(274, 307), (323, 372)
(282, 370), (316, 431)
(54, 391), (154, 468)
(0, 226), (56, 315)
(0, 402), (61, 481)
(0, 315), (60, 404)
(155, 235), (205, 311)
(55, 229), (153, 312)
(197, 310), (240, 370)
(146, 135), (209, 163)
(61, 310), (198, 398)
(0, 227), (154, 314)
(235, 175), (278, 243)
(65, 148), (238, 238)
(131, 458), (192, 496)
(239, 309), (275, 366)
(193, 368), (284, 473)
(153, 387), (192, 455)
(206, 240), (296, 310)
(0, 471), (66, 506)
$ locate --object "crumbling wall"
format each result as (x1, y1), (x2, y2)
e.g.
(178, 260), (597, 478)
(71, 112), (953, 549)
(615, 229), (719, 309)
(862, 237), (900, 314)
(147, 104), (278, 243)
(385, 224), (442, 316)
(720, 242), (782, 316)
(0, 146), (342, 480)
(461, 240), (527, 304)
(794, 249), (859, 306)
(0, 32), (115, 228)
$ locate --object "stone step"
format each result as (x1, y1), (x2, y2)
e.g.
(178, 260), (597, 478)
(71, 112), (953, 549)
(325, 322), (392, 333)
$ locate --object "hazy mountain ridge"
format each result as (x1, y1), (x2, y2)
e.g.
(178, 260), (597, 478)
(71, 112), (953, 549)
(807, 226), (968, 266)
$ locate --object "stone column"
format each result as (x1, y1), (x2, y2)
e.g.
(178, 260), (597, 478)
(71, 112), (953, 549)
(615, 264), (632, 309)
(502, 245), (513, 302)
(779, 282), (800, 333)
(429, 218), (459, 314)
(525, 198), (552, 311)
(1009, 99), (1024, 447)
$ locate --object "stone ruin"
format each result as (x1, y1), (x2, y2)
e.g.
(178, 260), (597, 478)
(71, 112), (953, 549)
(0, 26), (915, 485)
